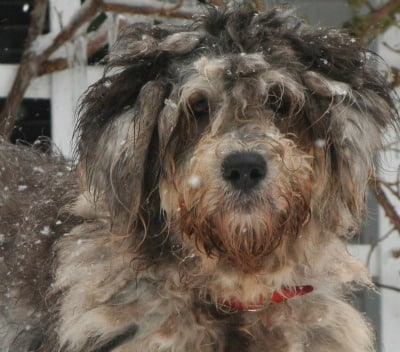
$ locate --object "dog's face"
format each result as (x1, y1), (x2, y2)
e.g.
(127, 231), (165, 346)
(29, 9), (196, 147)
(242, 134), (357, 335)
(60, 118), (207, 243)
(159, 54), (313, 272)
(77, 8), (395, 300)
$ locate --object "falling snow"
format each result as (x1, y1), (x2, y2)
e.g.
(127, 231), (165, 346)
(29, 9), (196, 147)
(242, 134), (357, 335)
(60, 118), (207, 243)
(40, 226), (51, 236)
(328, 82), (348, 96)
(164, 98), (178, 110)
(103, 80), (112, 88)
(22, 3), (30, 12)
(314, 139), (326, 148)
(33, 166), (45, 173)
(188, 175), (201, 188)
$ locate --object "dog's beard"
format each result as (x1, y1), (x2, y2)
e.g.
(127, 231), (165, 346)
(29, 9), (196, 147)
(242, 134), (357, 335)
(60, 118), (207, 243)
(177, 184), (311, 272)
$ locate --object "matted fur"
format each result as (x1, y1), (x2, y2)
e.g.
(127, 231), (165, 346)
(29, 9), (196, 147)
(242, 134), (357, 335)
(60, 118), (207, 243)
(0, 7), (397, 352)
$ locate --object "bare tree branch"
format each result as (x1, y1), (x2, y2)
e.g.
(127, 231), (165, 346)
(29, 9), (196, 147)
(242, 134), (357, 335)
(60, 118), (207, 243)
(392, 248), (400, 258)
(345, 0), (400, 44)
(37, 33), (108, 76)
(380, 178), (400, 199)
(369, 178), (400, 235)
(252, 0), (265, 11)
(367, 227), (396, 267)
(383, 41), (400, 54)
(41, 0), (102, 61)
(364, 0), (400, 29)
(102, 0), (192, 19)
(364, 1), (375, 12)
(0, 0), (48, 138)
(374, 281), (400, 293)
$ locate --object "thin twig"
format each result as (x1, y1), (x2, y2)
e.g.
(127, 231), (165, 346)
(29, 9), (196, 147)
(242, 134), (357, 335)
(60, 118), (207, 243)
(369, 178), (400, 235)
(364, 1), (376, 12)
(252, 0), (265, 11)
(101, 0), (191, 19)
(374, 281), (400, 293)
(357, 0), (400, 43)
(379, 180), (400, 199)
(383, 41), (400, 54)
(366, 227), (396, 267)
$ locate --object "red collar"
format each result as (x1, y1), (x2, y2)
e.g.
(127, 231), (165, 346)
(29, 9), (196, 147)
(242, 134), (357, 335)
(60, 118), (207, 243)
(222, 285), (314, 311)
(271, 285), (314, 303)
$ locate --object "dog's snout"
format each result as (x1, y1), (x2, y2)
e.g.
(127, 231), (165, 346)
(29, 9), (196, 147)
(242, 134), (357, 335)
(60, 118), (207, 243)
(222, 152), (267, 191)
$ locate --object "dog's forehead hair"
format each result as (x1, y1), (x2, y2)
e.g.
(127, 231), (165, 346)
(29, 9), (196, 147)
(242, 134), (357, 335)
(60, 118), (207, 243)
(194, 53), (268, 82)
(192, 53), (276, 99)
(181, 53), (299, 104)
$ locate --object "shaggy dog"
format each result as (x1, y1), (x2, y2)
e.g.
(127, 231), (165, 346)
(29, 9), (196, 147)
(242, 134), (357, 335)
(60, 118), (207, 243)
(0, 6), (397, 352)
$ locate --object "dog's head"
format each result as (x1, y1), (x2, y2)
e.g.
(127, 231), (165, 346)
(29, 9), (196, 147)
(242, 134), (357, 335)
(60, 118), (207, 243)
(77, 7), (395, 274)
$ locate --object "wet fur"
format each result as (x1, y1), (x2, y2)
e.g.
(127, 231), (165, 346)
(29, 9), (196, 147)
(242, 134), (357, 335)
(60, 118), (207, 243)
(0, 7), (397, 352)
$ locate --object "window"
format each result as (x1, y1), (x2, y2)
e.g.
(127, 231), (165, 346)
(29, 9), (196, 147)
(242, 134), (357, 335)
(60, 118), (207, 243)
(0, 0), (50, 64)
(0, 1), (51, 150)
(0, 98), (51, 151)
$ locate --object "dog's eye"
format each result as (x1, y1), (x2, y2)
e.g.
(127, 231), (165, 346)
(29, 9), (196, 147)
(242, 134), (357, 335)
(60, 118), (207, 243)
(179, 95), (210, 142)
(189, 96), (210, 120)
(268, 94), (283, 112)
(266, 87), (291, 116)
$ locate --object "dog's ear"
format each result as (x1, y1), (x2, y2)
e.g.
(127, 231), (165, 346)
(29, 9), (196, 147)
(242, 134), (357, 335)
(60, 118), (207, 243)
(158, 90), (180, 179)
(79, 81), (165, 233)
(303, 68), (396, 233)
(76, 23), (205, 234)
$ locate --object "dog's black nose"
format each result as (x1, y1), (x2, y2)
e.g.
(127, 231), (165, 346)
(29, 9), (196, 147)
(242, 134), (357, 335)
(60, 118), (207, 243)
(222, 152), (267, 192)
